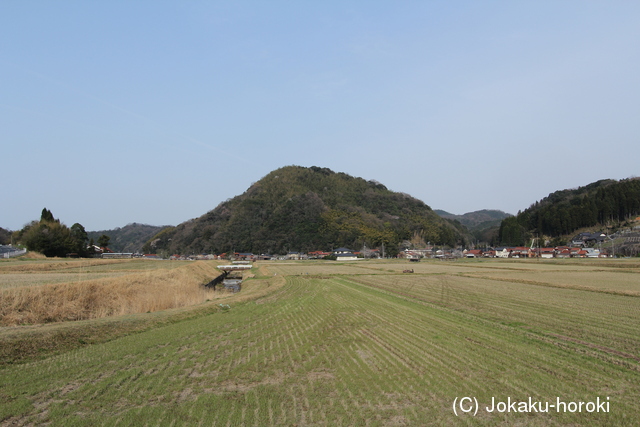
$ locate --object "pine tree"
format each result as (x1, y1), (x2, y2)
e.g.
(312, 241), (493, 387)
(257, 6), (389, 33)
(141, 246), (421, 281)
(40, 208), (55, 223)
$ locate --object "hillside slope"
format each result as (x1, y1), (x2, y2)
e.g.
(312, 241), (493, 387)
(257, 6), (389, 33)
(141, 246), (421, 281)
(436, 209), (512, 246)
(498, 177), (640, 245)
(145, 166), (468, 255)
(88, 223), (170, 253)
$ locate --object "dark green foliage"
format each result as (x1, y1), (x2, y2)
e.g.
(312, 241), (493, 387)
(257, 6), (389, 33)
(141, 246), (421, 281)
(498, 216), (529, 246)
(69, 223), (89, 256)
(498, 178), (640, 243)
(146, 166), (467, 255)
(20, 221), (67, 257)
(0, 227), (12, 245)
(40, 208), (55, 223)
(472, 224), (501, 247)
(17, 210), (90, 257)
(97, 234), (111, 249)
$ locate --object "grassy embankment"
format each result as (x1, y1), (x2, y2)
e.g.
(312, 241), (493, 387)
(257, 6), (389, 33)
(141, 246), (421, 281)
(1, 258), (639, 425)
(0, 258), (280, 365)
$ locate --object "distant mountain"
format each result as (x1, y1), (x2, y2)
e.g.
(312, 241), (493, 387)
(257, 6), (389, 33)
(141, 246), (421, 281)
(435, 209), (511, 230)
(435, 209), (511, 247)
(144, 166), (469, 256)
(498, 177), (640, 246)
(88, 223), (171, 253)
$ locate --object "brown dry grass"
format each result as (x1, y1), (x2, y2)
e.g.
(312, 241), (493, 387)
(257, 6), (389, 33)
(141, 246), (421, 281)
(0, 272), (130, 290)
(0, 271), (285, 366)
(0, 258), (129, 273)
(17, 251), (48, 260)
(0, 261), (224, 326)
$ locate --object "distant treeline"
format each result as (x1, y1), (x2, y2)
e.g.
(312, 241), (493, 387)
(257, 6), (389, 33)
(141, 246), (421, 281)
(499, 178), (640, 246)
(12, 208), (110, 257)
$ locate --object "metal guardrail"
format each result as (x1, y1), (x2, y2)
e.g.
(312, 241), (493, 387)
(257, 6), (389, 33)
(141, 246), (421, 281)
(217, 264), (252, 271)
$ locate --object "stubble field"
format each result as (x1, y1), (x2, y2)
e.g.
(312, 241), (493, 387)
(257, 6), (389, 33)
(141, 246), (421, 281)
(1, 258), (639, 425)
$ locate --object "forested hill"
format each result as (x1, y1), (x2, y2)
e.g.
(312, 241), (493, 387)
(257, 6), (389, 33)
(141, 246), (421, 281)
(144, 166), (468, 255)
(498, 177), (640, 246)
(87, 223), (169, 253)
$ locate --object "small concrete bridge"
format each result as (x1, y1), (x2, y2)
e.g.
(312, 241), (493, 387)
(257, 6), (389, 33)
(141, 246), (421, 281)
(204, 264), (252, 293)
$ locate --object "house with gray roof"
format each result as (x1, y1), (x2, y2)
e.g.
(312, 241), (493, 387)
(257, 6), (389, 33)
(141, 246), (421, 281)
(333, 247), (358, 261)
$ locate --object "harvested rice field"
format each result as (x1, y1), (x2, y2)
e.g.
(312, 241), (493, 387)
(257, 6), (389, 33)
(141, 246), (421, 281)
(1, 258), (639, 426)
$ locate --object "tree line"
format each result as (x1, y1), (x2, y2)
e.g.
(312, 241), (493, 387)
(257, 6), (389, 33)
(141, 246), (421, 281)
(13, 208), (110, 257)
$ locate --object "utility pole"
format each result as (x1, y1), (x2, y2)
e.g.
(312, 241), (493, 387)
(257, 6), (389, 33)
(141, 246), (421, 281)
(608, 235), (615, 258)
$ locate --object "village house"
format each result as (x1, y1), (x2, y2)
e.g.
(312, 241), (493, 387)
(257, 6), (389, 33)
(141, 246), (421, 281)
(536, 248), (556, 259)
(494, 247), (510, 258)
(464, 249), (483, 258)
(232, 252), (255, 261)
(399, 249), (420, 260)
(572, 232), (607, 247)
(286, 251), (306, 260)
(399, 248), (433, 259)
(333, 247), (358, 261)
(308, 251), (331, 259)
(509, 247), (532, 258)
(584, 248), (602, 258)
(570, 248), (583, 257)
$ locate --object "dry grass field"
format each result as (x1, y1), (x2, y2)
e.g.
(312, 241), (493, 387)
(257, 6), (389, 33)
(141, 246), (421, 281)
(1, 258), (639, 425)
(0, 258), (225, 325)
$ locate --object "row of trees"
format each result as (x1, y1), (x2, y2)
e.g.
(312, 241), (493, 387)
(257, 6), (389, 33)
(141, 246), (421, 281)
(498, 178), (640, 246)
(14, 209), (110, 257)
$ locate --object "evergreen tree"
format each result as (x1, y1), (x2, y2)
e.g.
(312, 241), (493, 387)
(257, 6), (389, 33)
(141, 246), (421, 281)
(40, 208), (55, 223)
(70, 223), (89, 256)
(97, 234), (111, 249)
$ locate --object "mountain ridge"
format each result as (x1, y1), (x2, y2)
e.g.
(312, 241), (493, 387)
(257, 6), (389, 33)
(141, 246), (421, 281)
(434, 209), (512, 228)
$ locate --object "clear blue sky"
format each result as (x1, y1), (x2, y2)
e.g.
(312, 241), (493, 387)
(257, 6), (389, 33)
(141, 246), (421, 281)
(2, 1), (639, 231)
